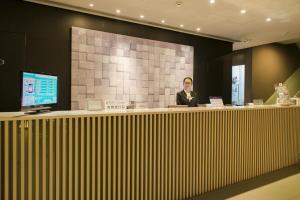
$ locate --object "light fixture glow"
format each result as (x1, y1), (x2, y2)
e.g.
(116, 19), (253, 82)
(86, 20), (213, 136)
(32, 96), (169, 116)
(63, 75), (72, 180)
(196, 27), (201, 32)
(240, 9), (246, 14)
(89, 3), (94, 7)
(116, 9), (121, 14)
(176, 1), (183, 7)
(140, 15), (145, 19)
(266, 17), (272, 22)
(209, 0), (215, 4)
(180, 24), (184, 28)
(161, 20), (166, 23)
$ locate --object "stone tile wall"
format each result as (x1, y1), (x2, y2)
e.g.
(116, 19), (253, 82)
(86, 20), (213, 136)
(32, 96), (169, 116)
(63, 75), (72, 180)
(71, 27), (193, 109)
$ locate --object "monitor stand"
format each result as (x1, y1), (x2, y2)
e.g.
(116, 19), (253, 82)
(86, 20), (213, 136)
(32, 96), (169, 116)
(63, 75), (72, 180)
(23, 106), (52, 115)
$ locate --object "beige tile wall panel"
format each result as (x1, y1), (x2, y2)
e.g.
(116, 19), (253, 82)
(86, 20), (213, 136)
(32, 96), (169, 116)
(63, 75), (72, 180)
(1, 106), (300, 199)
(71, 27), (194, 109)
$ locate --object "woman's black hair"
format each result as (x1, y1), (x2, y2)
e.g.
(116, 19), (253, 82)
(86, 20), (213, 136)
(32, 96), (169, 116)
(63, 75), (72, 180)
(183, 77), (193, 83)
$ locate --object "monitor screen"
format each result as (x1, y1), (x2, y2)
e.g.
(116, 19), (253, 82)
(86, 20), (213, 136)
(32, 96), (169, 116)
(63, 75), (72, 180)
(21, 72), (58, 107)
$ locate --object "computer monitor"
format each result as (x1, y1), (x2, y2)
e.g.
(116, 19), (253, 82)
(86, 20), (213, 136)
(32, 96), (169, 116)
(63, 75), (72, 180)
(21, 72), (58, 113)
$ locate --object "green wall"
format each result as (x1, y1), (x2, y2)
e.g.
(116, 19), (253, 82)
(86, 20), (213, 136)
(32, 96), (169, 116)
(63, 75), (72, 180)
(265, 67), (300, 104)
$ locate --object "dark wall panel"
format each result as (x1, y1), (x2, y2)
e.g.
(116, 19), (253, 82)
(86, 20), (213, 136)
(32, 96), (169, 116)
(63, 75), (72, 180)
(0, 31), (25, 111)
(252, 43), (300, 101)
(0, 0), (232, 111)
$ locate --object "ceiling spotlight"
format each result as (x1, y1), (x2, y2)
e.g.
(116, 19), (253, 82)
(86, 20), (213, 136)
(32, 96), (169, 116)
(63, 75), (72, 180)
(161, 20), (166, 23)
(282, 31), (289, 37)
(196, 27), (201, 32)
(210, 0), (215, 4)
(242, 39), (251, 43)
(116, 9), (121, 14)
(266, 18), (272, 22)
(176, 1), (183, 7)
(240, 9), (246, 14)
(180, 24), (184, 28)
(140, 15), (144, 19)
(89, 3), (94, 7)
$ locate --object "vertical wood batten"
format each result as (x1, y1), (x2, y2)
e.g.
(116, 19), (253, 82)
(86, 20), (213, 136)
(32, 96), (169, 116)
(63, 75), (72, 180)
(69, 118), (74, 200)
(20, 121), (25, 200)
(162, 113), (165, 199)
(35, 120), (40, 200)
(42, 120), (47, 200)
(117, 116), (122, 200)
(187, 112), (191, 195)
(162, 113), (166, 200)
(80, 118), (85, 200)
(149, 114), (153, 200)
(97, 117), (101, 200)
(12, 121), (17, 200)
(86, 117), (91, 200)
(49, 119), (54, 200)
(126, 115), (131, 200)
(4, 121), (9, 200)
(172, 113), (177, 199)
(156, 114), (161, 199)
(180, 112), (184, 198)
(112, 116), (117, 200)
(91, 117), (96, 200)
(175, 113), (179, 198)
(182, 112), (186, 198)
(195, 112), (199, 194)
(122, 115), (126, 200)
(108, 116), (112, 200)
(102, 116), (107, 200)
(169, 113), (173, 199)
(152, 114), (156, 199)
(200, 112), (205, 194)
(74, 118), (79, 200)
(140, 115), (145, 200)
(144, 114), (149, 200)
(131, 115), (136, 200)
(136, 115), (140, 200)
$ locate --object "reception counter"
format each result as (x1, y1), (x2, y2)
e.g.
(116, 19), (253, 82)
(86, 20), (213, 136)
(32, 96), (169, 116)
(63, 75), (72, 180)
(1, 106), (300, 200)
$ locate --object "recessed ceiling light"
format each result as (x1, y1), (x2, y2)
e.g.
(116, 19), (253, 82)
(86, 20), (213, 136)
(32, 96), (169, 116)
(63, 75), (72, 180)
(116, 9), (121, 14)
(161, 20), (166, 23)
(140, 15), (144, 19)
(282, 31), (289, 37)
(176, 1), (183, 7)
(266, 18), (272, 22)
(209, 0), (215, 4)
(242, 39), (251, 43)
(180, 24), (184, 28)
(89, 3), (94, 7)
(240, 9), (246, 14)
(196, 27), (201, 32)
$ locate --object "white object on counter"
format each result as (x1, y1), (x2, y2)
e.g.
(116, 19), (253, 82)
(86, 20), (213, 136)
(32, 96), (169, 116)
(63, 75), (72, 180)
(87, 99), (104, 111)
(291, 98), (300, 106)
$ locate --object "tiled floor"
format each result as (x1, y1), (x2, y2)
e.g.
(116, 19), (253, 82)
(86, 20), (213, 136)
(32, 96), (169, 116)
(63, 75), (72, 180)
(191, 164), (300, 200)
(227, 173), (300, 200)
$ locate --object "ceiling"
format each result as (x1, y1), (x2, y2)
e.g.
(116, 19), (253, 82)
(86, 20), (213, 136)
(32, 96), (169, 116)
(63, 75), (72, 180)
(26, 0), (300, 50)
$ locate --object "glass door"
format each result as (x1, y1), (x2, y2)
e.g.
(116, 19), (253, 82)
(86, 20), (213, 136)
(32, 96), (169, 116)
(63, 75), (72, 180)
(232, 65), (245, 105)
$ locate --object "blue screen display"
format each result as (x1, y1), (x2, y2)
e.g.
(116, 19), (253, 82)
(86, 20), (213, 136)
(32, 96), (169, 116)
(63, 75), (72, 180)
(22, 72), (58, 107)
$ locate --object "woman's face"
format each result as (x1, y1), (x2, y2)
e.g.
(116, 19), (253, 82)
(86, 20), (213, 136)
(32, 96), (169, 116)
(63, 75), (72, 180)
(183, 79), (192, 92)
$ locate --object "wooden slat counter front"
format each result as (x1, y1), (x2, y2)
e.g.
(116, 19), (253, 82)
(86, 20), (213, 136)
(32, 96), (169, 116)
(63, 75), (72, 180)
(1, 106), (300, 200)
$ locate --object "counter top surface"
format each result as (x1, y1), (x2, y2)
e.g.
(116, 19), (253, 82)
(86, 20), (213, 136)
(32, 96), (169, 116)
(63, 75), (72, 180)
(0, 105), (299, 120)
